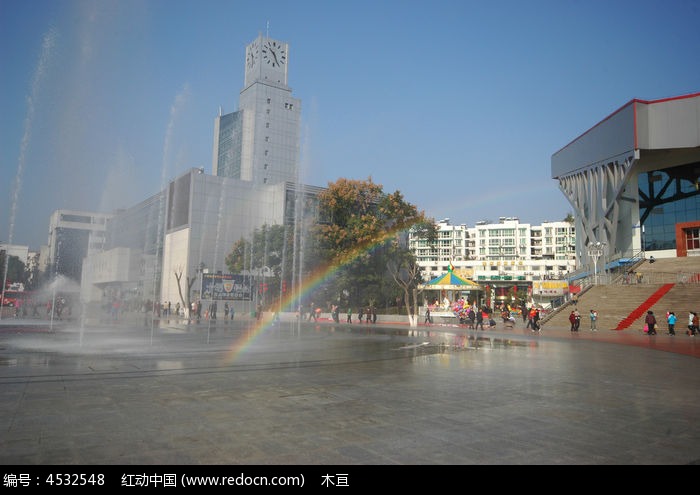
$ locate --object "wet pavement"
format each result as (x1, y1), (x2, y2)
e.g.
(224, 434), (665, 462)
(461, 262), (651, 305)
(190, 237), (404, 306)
(1, 315), (699, 465)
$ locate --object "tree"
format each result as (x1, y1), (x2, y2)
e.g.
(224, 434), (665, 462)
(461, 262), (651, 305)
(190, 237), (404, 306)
(313, 178), (385, 265)
(0, 252), (26, 290)
(222, 179), (434, 320)
(387, 247), (424, 327)
(225, 224), (294, 310)
(312, 178), (434, 324)
(173, 265), (198, 318)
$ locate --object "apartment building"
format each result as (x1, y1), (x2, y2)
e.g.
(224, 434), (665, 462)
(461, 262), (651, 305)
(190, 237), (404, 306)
(410, 217), (576, 304)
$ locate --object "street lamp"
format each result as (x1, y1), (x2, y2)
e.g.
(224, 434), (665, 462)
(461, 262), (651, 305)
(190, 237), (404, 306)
(587, 241), (606, 285)
(197, 262), (206, 300)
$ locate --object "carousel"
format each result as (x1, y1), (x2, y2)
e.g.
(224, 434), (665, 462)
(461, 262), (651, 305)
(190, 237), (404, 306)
(419, 266), (483, 322)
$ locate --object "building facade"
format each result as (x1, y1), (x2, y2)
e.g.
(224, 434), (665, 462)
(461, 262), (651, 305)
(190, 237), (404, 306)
(410, 217), (576, 305)
(213, 34), (301, 186)
(47, 209), (112, 283)
(80, 35), (312, 311)
(552, 92), (700, 276)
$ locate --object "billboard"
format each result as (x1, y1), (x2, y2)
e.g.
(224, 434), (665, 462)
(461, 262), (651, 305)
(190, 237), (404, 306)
(201, 273), (252, 301)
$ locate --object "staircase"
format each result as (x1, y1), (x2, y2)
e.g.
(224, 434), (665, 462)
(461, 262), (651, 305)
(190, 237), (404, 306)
(541, 255), (700, 332)
(614, 283), (674, 330)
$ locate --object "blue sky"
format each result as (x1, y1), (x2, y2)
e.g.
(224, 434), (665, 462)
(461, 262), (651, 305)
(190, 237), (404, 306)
(1, 0), (699, 250)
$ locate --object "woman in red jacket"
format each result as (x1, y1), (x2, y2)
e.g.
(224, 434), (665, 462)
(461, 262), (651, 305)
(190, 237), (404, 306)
(645, 310), (657, 335)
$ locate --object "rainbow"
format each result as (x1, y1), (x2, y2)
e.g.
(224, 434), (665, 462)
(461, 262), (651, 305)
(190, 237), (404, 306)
(221, 222), (416, 365)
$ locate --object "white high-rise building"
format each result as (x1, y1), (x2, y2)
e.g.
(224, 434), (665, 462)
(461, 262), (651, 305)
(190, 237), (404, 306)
(80, 35), (312, 311)
(409, 217), (577, 305)
(213, 34), (301, 186)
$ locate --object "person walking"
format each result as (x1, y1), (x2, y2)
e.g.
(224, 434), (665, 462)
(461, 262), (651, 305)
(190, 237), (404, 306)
(569, 310), (577, 332)
(475, 308), (484, 330)
(589, 309), (598, 331)
(573, 308), (581, 331)
(424, 307), (432, 325)
(667, 311), (676, 335)
(645, 310), (657, 335)
(532, 308), (541, 332)
(346, 307), (352, 323)
(689, 311), (698, 336)
(526, 307), (536, 330)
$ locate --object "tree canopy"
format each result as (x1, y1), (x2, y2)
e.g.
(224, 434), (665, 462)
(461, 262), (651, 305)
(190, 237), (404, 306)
(223, 177), (435, 320)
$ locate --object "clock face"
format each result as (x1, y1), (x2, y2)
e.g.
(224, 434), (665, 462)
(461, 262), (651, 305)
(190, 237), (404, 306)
(246, 42), (258, 69)
(262, 40), (286, 68)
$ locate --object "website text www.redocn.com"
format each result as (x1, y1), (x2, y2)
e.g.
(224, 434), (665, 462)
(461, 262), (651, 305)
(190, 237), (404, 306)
(181, 473), (304, 487)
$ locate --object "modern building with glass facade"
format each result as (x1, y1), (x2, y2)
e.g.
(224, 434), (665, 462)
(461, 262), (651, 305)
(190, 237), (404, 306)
(80, 35), (313, 311)
(47, 209), (112, 283)
(213, 34), (301, 186)
(552, 91), (700, 273)
(80, 167), (322, 307)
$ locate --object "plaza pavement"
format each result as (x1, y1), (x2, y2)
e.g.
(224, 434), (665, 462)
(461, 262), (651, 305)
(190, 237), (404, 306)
(1, 313), (699, 466)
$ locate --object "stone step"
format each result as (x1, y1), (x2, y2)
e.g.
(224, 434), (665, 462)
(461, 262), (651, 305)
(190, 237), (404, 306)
(544, 283), (700, 332)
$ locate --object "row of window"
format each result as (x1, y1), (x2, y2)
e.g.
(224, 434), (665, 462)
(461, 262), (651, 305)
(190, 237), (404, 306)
(260, 98), (297, 184)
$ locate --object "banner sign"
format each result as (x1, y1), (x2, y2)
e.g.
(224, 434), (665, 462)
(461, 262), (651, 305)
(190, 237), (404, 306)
(201, 273), (251, 301)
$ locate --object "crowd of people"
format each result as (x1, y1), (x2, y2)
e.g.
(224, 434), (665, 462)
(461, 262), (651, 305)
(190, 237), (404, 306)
(323, 303), (378, 324)
(640, 309), (699, 336)
(419, 292), (698, 339)
(3, 295), (74, 320)
(7, 289), (698, 338)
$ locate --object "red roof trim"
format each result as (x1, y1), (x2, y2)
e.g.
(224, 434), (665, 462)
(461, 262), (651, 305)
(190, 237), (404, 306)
(633, 100), (638, 150)
(554, 91), (700, 155)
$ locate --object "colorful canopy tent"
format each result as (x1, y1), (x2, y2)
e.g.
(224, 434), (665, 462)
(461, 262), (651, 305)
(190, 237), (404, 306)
(420, 268), (483, 312)
(420, 269), (482, 291)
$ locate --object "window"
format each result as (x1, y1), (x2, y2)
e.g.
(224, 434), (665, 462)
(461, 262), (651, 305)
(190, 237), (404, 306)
(60, 214), (92, 223)
(687, 228), (700, 251)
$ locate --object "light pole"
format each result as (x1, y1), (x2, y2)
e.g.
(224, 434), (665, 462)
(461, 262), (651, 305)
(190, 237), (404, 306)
(0, 242), (7, 321)
(587, 241), (606, 285)
(190, 262), (205, 321)
(50, 240), (61, 331)
(197, 262), (205, 298)
(199, 263), (207, 318)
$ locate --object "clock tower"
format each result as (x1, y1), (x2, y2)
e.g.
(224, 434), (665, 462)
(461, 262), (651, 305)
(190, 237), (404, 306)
(214, 34), (300, 187)
(244, 34), (289, 89)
